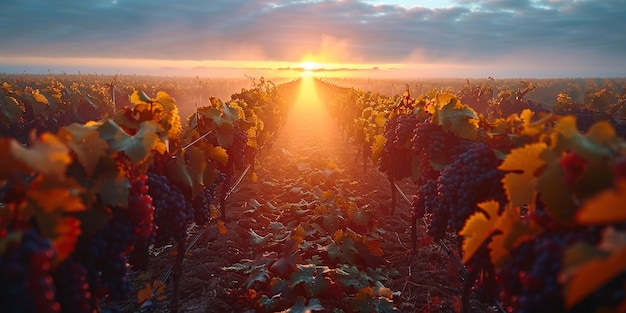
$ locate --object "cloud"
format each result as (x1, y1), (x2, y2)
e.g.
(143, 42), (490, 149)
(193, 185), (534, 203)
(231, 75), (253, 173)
(0, 0), (624, 77)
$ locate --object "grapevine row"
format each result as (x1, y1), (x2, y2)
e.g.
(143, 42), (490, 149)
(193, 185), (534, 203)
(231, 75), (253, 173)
(0, 75), (289, 312)
(316, 77), (626, 313)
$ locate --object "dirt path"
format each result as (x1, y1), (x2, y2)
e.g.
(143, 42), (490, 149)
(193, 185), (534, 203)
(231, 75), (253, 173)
(109, 78), (488, 313)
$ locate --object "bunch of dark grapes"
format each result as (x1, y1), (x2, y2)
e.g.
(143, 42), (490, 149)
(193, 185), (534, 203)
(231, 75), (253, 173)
(412, 122), (453, 162)
(192, 186), (217, 226)
(72, 206), (135, 301)
(147, 172), (194, 245)
(496, 220), (610, 313)
(227, 126), (248, 171)
(127, 174), (155, 244)
(0, 228), (60, 313)
(427, 143), (506, 240)
(52, 257), (92, 313)
(379, 113), (421, 181)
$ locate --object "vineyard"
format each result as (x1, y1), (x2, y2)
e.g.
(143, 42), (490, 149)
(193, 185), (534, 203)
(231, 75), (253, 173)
(1, 73), (626, 313)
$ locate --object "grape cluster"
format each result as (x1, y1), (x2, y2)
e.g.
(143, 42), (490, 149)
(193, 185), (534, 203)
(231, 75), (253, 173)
(53, 257), (92, 313)
(412, 122), (454, 163)
(427, 143), (506, 240)
(227, 126), (249, 171)
(147, 172), (194, 245)
(73, 206), (135, 301)
(192, 185), (218, 226)
(127, 174), (155, 244)
(0, 228), (60, 313)
(496, 221), (610, 313)
(379, 113), (421, 181)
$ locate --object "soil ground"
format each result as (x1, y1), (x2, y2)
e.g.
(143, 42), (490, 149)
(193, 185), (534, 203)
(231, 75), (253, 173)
(105, 79), (495, 313)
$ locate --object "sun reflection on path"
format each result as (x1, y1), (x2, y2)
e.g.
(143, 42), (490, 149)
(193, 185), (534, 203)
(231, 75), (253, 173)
(272, 76), (339, 164)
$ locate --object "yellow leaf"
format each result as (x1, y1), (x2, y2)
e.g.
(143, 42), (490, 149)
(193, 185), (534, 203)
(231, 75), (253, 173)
(577, 178), (626, 224)
(206, 144), (228, 166)
(27, 187), (86, 214)
(459, 201), (500, 264)
(564, 247), (626, 309)
(520, 109), (542, 136)
(377, 286), (393, 299)
(51, 216), (81, 264)
(137, 280), (166, 304)
(489, 207), (541, 268)
(10, 133), (71, 179)
(250, 172), (258, 183)
(217, 220), (227, 235)
(333, 229), (344, 243)
(210, 204), (220, 219)
(33, 90), (48, 104)
(59, 126), (108, 177)
(370, 135), (386, 162)
(366, 238), (384, 256)
(246, 127), (257, 148)
(498, 143), (547, 208)
(327, 161), (339, 171)
(320, 190), (334, 202)
(292, 224), (305, 239)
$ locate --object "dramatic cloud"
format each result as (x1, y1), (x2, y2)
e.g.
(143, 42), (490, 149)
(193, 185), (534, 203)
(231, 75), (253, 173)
(0, 0), (624, 77)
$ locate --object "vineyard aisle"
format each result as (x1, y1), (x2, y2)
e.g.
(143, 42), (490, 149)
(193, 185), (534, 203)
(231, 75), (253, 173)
(124, 78), (481, 313)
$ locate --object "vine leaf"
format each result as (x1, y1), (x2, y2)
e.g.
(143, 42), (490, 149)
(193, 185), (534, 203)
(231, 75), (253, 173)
(58, 124), (108, 177)
(577, 178), (626, 224)
(100, 120), (166, 165)
(137, 280), (166, 304)
(0, 95), (24, 126)
(281, 298), (324, 313)
(206, 144), (229, 165)
(431, 94), (479, 140)
(164, 150), (192, 194)
(553, 116), (615, 163)
(498, 143), (547, 208)
(154, 91), (182, 140)
(370, 134), (386, 162)
(50, 216), (81, 265)
(217, 221), (227, 235)
(460, 201), (539, 266)
(289, 264), (331, 297)
(93, 157), (130, 208)
(489, 207), (541, 268)
(26, 181), (86, 214)
(6, 132), (71, 179)
(563, 228), (626, 309)
(351, 287), (394, 313)
(459, 201), (500, 264)
(187, 146), (206, 199)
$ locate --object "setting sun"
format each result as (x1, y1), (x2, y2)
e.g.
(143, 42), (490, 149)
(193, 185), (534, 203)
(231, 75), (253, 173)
(300, 61), (320, 72)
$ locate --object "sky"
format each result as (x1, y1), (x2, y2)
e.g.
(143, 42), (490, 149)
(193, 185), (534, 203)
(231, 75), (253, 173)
(0, 0), (625, 78)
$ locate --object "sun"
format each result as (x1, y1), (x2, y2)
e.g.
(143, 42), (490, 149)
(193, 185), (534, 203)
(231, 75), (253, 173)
(299, 61), (320, 72)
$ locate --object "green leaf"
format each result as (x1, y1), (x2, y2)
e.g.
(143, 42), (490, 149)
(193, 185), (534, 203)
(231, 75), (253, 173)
(326, 236), (358, 264)
(270, 252), (302, 277)
(432, 95), (479, 140)
(336, 265), (373, 290)
(244, 266), (271, 289)
(281, 298), (324, 313)
(187, 146), (206, 199)
(0, 95), (25, 124)
(58, 124), (109, 177)
(99, 120), (166, 165)
(93, 156), (130, 208)
(249, 229), (272, 247)
(289, 264), (331, 298)
(164, 150), (192, 196)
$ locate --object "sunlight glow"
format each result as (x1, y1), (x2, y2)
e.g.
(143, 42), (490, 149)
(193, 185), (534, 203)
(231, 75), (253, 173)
(295, 75), (323, 113)
(300, 61), (320, 71)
